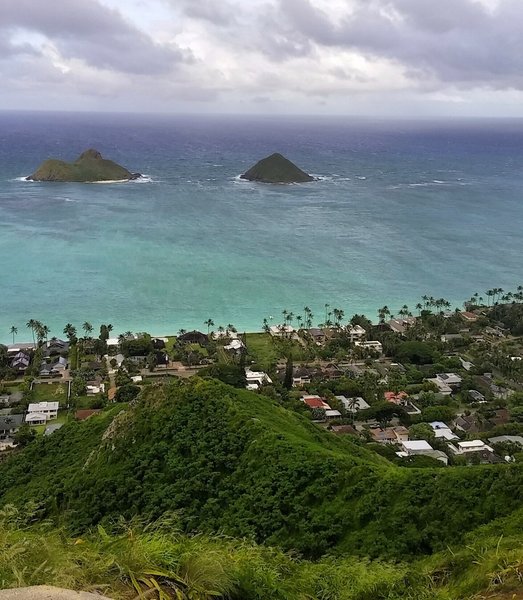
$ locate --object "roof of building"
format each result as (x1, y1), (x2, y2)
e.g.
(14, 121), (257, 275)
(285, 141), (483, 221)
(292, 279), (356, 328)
(302, 396), (331, 410)
(27, 401), (59, 412)
(26, 413), (47, 422)
(403, 440), (433, 451)
(75, 409), (102, 421)
(0, 414), (24, 430)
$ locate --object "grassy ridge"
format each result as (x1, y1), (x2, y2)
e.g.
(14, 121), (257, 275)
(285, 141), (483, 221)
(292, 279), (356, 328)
(1, 380), (523, 562)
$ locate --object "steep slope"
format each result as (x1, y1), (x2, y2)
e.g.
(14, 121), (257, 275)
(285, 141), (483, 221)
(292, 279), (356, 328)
(26, 149), (140, 182)
(1, 379), (522, 561)
(240, 153), (314, 183)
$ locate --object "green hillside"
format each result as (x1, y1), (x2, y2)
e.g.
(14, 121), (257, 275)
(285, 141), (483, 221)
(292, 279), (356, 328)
(26, 149), (139, 182)
(1, 379), (523, 563)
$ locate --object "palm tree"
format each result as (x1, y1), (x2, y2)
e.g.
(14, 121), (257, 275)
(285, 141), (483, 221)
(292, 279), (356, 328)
(324, 303), (330, 324)
(63, 323), (77, 343)
(178, 328), (187, 336)
(415, 303), (422, 316)
(204, 319), (214, 334)
(9, 326), (17, 345)
(26, 319), (36, 347)
(82, 322), (93, 338)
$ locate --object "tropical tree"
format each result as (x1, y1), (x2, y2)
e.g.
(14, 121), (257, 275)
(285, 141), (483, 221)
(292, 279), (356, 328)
(204, 319), (214, 334)
(82, 322), (93, 338)
(26, 319), (37, 347)
(9, 326), (17, 345)
(63, 323), (77, 343)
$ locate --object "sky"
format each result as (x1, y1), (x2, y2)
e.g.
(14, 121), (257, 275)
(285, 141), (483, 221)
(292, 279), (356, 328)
(1, 0), (523, 117)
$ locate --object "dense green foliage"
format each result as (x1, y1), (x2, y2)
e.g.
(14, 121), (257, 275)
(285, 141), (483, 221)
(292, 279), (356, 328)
(1, 379), (523, 565)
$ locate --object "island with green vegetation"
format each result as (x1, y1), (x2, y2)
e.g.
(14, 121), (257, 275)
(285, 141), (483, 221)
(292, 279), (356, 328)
(1, 286), (523, 598)
(240, 152), (315, 183)
(26, 149), (141, 182)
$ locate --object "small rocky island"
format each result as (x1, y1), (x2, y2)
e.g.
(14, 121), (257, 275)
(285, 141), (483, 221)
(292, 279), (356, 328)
(26, 149), (141, 182)
(240, 152), (314, 183)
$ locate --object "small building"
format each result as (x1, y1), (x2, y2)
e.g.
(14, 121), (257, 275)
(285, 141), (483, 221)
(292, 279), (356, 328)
(489, 435), (523, 446)
(347, 324), (366, 341)
(448, 440), (494, 454)
(460, 311), (478, 322)
(25, 413), (47, 426)
(86, 383), (105, 395)
(224, 339), (245, 353)
(302, 395), (331, 410)
(429, 421), (459, 441)
(468, 389), (486, 403)
(401, 440), (433, 454)
(177, 331), (209, 346)
(0, 414), (23, 439)
(269, 324), (295, 337)
(10, 352), (31, 372)
(454, 415), (481, 434)
(436, 373), (462, 388)
(26, 401), (59, 422)
(386, 317), (416, 335)
(245, 369), (272, 390)
(325, 409), (342, 419)
(336, 396), (370, 413)
(384, 391), (408, 405)
(354, 340), (383, 354)
(308, 328), (326, 345)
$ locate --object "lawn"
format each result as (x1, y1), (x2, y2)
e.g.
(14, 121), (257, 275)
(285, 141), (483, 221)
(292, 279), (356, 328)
(32, 411), (71, 435)
(245, 333), (280, 369)
(32, 382), (69, 406)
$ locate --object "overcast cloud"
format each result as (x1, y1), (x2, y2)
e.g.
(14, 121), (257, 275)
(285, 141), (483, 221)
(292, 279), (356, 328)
(1, 0), (522, 115)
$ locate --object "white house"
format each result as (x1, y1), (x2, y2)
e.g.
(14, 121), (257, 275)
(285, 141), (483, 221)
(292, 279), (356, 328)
(106, 337), (120, 348)
(347, 325), (366, 341)
(429, 421), (459, 441)
(436, 373), (462, 387)
(269, 325), (295, 337)
(354, 340), (383, 354)
(245, 369), (272, 390)
(224, 339), (245, 352)
(86, 383), (105, 395)
(448, 440), (494, 454)
(25, 413), (47, 426)
(325, 409), (342, 419)
(426, 378), (453, 396)
(26, 401), (59, 423)
(336, 396), (370, 412)
(397, 440), (449, 465)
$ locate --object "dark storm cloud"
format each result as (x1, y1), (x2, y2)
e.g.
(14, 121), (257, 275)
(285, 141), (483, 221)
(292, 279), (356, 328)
(269, 0), (523, 89)
(0, 0), (188, 74)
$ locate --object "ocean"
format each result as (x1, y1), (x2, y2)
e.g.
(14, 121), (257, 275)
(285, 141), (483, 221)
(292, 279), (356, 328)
(0, 111), (522, 343)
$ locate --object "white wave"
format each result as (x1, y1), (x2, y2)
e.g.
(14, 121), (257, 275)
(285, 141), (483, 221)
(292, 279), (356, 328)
(432, 179), (445, 184)
(356, 176), (367, 180)
(13, 176), (31, 182)
(129, 175), (153, 183)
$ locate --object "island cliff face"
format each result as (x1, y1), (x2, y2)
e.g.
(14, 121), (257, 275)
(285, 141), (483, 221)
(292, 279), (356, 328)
(26, 149), (141, 182)
(240, 153), (314, 183)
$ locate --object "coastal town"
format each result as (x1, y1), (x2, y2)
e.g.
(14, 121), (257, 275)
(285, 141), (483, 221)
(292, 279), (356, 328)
(1, 288), (523, 467)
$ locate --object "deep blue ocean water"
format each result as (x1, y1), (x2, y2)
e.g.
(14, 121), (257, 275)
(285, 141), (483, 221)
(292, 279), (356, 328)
(1, 111), (522, 343)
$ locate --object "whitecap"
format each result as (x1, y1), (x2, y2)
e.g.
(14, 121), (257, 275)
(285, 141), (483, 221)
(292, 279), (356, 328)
(356, 176), (367, 180)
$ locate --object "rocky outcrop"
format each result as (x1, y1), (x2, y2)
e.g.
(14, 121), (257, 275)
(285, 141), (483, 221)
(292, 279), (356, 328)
(26, 149), (141, 182)
(240, 153), (314, 183)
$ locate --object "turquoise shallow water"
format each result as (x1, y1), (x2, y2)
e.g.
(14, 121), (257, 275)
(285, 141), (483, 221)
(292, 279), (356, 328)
(0, 112), (522, 343)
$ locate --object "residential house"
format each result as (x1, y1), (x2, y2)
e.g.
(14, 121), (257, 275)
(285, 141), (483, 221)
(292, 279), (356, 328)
(302, 395), (331, 410)
(436, 373), (462, 388)
(370, 426), (408, 444)
(291, 366), (317, 387)
(429, 421), (459, 441)
(0, 414), (23, 440)
(44, 338), (69, 357)
(223, 339), (245, 354)
(40, 356), (68, 378)
(10, 352), (31, 373)
(354, 340), (383, 354)
(308, 328), (326, 345)
(460, 311), (479, 322)
(269, 324), (295, 337)
(26, 401), (59, 424)
(86, 383), (105, 395)
(448, 440), (494, 454)
(330, 424), (358, 435)
(177, 331), (209, 346)
(336, 395), (370, 413)
(6, 343), (36, 355)
(325, 409), (342, 419)
(321, 363), (343, 380)
(454, 415), (481, 434)
(347, 324), (366, 342)
(384, 391), (421, 415)
(386, 317), (416, 335)
(245, 369), (272, 390)
(489, 435), (523, 447)
(397, 440), (449, 465)
(468, 389), (486, 403)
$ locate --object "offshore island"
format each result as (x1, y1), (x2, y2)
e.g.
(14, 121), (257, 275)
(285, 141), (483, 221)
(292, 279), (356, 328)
(241, 152), (315, 183)
(26, 148), (141, 182)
